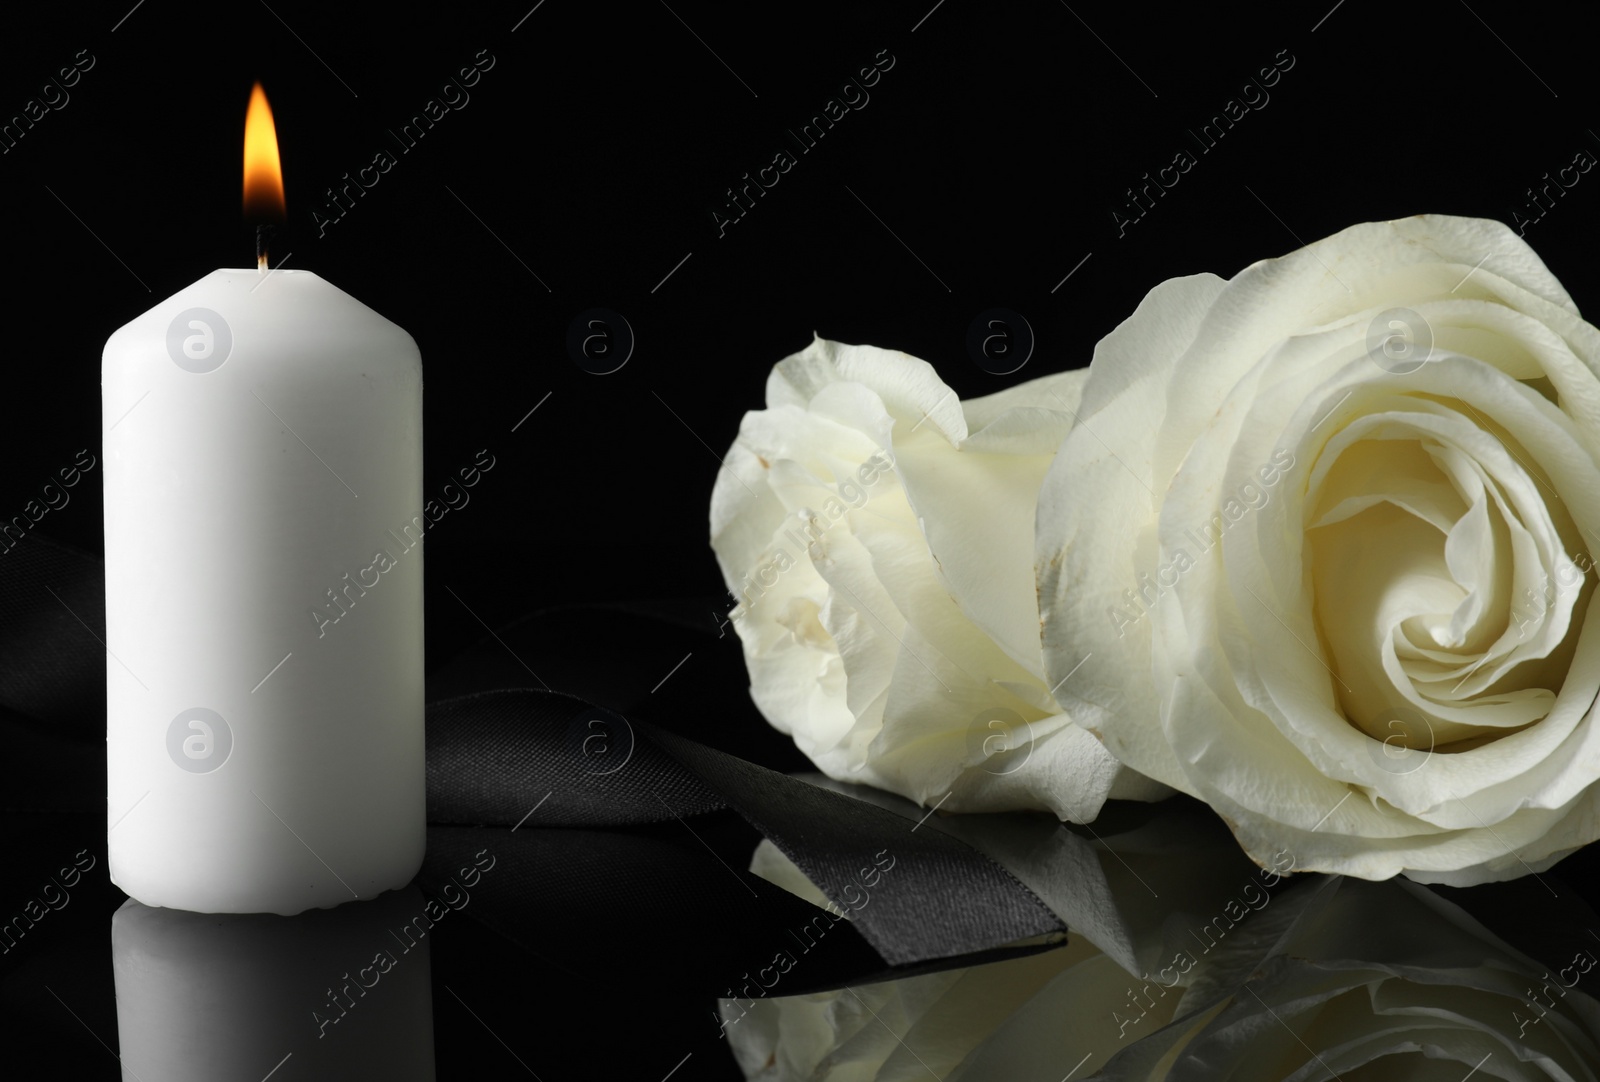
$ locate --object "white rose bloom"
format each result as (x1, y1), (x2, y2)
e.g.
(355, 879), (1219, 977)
(1037, 215), (1600, 884)
(712, 336), (1163, 823)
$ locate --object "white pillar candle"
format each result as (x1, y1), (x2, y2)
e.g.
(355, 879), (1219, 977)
(101, 266), (424, 914)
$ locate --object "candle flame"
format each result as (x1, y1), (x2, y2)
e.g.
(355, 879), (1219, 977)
(243, 82), (285, 221)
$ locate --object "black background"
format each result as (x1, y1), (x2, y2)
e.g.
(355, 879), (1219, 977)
(5, 0), (1600, 1078)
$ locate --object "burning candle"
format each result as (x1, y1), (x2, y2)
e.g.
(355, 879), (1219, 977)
(101, 83), (425, 914)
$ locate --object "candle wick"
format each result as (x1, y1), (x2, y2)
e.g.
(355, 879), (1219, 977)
(255, 223), (277, 276)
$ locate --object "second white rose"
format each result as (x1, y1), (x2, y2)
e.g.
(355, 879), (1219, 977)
(711, 336), (1162, 822)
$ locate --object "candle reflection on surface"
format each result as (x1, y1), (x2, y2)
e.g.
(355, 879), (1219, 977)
(111, 884), (435, 1080)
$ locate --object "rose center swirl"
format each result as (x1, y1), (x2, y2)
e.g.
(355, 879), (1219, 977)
(1306, 391), (1593, 749)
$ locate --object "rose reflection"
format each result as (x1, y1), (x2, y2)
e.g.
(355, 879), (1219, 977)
(111, 884), (435, 1080)
(723, 788), (1600, 1081)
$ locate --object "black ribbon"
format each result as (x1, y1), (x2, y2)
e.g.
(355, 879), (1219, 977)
(1, 531), (1069, 995)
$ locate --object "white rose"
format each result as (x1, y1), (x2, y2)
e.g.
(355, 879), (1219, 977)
(712, 336), (1162, 823)
(1038, 215), (1600, 884)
